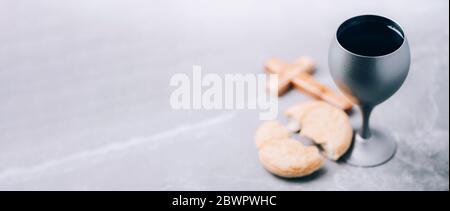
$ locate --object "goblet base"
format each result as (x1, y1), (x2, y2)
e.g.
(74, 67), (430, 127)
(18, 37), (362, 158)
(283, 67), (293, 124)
(343, 129), (397, 167)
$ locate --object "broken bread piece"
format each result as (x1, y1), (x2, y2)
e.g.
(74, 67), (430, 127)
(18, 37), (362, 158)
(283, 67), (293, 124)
(254, 120), (290, 149)
(284, 101), (326, 132)
(259, 138), (324, 178)
(299, 102), (353, 160)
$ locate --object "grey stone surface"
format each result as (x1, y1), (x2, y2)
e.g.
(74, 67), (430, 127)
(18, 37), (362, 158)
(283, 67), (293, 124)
(0, 0), (448, 190)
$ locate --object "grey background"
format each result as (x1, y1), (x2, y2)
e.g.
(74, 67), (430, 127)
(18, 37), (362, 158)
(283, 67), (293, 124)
(0, 0), (448, 190)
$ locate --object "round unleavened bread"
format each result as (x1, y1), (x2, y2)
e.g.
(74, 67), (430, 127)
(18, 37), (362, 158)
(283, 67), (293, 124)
(299, 102), (353, 160)
(254, 120), (290, 149)
(258, 138), (324, 178)
(284, 101), (328, 132)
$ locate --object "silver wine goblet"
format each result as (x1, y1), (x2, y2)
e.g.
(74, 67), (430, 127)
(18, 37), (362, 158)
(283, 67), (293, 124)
(329, 15), (410, 167)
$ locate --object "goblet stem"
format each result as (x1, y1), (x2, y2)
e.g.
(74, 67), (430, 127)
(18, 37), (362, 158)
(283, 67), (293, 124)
(359, 104), (374, 139)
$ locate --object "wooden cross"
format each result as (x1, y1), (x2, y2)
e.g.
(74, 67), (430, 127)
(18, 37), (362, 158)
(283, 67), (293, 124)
(265, 57), (353, 111)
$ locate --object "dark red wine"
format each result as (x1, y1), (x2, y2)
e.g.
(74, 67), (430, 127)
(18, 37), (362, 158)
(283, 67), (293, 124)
(337, 20), (404, 56)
